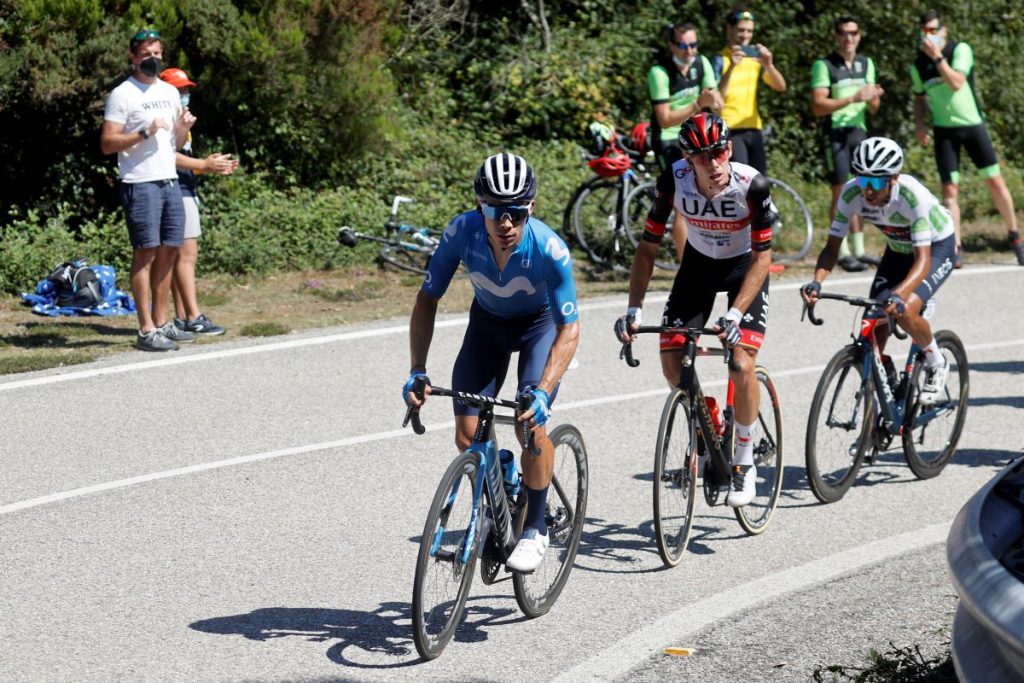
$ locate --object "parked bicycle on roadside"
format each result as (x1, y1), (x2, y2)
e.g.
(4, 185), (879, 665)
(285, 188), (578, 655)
(801, 292), (968, 503)
(405, 379), (588, 659)
(338, 195), (446, 276)
(619, 325), (783, 567)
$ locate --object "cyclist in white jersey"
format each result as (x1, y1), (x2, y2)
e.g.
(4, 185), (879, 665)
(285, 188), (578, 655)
(801, 137), (956, 405)
(615, 112), (776, 507)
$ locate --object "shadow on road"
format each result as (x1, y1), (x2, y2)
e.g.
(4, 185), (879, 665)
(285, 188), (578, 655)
(190, 598), (525, 668)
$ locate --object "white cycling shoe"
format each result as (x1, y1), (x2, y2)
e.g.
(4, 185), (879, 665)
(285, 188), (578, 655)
(918, 357), (950, 406)
(727, 464), (757, 508)
(506, 528), (549, 573)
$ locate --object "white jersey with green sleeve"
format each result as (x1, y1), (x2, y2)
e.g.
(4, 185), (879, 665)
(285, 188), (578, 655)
(829, 174), (954, 254)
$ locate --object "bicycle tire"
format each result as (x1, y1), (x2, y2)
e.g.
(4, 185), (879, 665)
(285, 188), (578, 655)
(412, 451), (480, 660)
(652, 387), (698, 567)
(571, 177), (632, 271)
(735, 366), (784, 534)
(767, 177), (814, 263)
(622, 180), (679, 271)
(513, 424), (589, 618)
(379, 244), (431, 276)
(805, 346), (875, 504)
(902, 330), (969, 479)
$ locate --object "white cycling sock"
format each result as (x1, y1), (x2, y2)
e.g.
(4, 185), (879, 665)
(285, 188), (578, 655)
(734, 421), (756, 467)
(922, 339), (944, 368)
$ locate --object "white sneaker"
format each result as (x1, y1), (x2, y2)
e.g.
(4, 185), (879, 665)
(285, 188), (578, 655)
(506, 528), (549, 573)
(918, 358), (950, 406)
(727, 465), (756, 508)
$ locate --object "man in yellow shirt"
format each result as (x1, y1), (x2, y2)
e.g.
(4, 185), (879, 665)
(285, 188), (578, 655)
(713, 6), (786, 175)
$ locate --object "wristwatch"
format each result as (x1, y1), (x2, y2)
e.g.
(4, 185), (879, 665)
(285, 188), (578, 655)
(139, 128), (150, 139)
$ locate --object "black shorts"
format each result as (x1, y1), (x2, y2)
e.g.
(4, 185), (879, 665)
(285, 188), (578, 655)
(451, 300), (559, 417)
(660, 243), (769, 351)
(933, 124), (999, 184)
(728, 129), (767, 175)
(822, 127), (867, 186)
(868, 235), (956, 310)
(653, 138), (683, 171)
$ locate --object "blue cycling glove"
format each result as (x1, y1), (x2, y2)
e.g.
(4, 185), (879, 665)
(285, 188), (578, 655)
(403, 370), (427, 406)
(526, 387), (551, 427)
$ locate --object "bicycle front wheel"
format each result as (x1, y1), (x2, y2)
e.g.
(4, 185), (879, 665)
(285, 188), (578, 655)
(412, 451), (480, 660)
(767, 177), (813, 262)
(514, 424), (589, 618)
(735, 366), (784, 535)
(380, 244), (430, 276)
(805, 346), (875, 504)
(622, 180), (679, 271)
(653, 388), (698, 568)
(902, 330), (969, 479)
(572, 177), (631, 271)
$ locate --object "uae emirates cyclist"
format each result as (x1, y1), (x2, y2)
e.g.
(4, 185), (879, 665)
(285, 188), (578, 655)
(614, 112), (776, 507)
(800, 136), (956, 404)
(403, 153), (580, 572)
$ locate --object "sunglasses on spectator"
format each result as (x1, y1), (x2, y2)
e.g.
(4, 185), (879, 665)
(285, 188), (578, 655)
(691, 147), (730, 164)
(675, 41), (699, 50)
(730, 11), (755, 23)
(855, 175), (889, 191)
(130, 29), (160, 47)
(481, 203), (531, 224)
(921, 24), (942, 35)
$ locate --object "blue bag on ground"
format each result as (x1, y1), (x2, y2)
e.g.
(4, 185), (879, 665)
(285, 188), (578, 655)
(20, 260), (136, 317)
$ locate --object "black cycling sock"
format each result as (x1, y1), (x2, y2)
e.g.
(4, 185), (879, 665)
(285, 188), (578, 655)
(1010, 230), (1020, 245)
(524, 484), (549, 534)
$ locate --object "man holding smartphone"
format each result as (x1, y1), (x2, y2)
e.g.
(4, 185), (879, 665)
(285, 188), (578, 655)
(712, 5), (787, 175)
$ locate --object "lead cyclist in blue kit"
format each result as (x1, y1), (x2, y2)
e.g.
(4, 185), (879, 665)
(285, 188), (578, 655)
(403, 153), (581, 572)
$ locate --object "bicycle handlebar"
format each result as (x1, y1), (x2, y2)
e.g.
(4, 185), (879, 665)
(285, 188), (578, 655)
(390, 195), (415, 219)
(402, 376), (540, 456)
(619, 325), (738, 371)
(801, 292), (908, 340)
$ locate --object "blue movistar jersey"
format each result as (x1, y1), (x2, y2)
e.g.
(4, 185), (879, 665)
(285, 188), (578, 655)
(422, 210), (579, 325)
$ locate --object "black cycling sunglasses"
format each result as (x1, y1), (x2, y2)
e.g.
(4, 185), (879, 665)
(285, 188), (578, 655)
(481, 203), (530, 224)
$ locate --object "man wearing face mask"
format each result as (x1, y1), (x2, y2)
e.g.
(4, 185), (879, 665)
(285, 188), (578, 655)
(159, 67), (238, 337)
(101, 29), (197, 351)
(911, 9), (1022, 267)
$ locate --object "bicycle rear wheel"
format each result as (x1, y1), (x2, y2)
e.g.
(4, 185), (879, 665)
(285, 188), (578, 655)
(805, 346), (875, 503)
(572, 177), (631, 271)
(652, 388), (698, 568)
(412, 452), (480, 660)
(514, 424), (588, 618)
(735, 366), (784, 534)
(767, 177), (813, 262)
(380, 244), (431, 276)
(902, 330), (969, 479)
(622, 180), (679, 271)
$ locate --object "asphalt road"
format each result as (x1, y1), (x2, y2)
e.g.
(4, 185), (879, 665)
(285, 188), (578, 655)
(1, 263), (1021, 682)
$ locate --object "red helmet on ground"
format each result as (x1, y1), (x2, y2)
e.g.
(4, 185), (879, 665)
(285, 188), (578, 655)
(589, 153), (632, 178)
(678, 111), (730, 155)
(159, 68), (196, 88)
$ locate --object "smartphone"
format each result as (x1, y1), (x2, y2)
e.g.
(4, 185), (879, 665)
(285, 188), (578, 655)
(740, 45), (760, 58)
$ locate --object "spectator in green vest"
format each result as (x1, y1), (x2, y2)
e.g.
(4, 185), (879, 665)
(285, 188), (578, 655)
(911, 9), (1022, 267)
(811, 14), (884, 272)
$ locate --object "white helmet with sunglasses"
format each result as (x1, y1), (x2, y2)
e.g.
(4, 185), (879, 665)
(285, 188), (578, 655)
(852, 137), (904, 177)
(474, 153), (537, 204)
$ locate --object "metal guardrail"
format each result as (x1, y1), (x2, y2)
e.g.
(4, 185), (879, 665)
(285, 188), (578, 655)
(948, 454), (1024, 681)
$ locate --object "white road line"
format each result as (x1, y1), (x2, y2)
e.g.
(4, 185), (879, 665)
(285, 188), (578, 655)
(0, 271), (932, 394)
(3, 338), (1021, 517)
(550, 523), (951, 683)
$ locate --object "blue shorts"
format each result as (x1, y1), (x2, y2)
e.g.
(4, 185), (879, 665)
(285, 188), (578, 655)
(120, 179), (186, 249)
(451, 300), (560, 417)
(868, 234), (955, 309)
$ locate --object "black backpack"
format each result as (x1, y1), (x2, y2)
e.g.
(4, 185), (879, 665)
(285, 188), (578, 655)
(47, 261), (104, 309)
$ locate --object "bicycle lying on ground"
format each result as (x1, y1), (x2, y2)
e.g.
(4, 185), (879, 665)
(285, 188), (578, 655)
(337, 195), (442, 276)
(404, 377), (588, 659)
(620, 326), (783, 568)
(802, 292), (969, 504)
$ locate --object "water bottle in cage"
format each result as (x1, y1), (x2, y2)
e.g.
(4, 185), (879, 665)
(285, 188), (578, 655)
(499, 449), (521, 500)
(705, 396), (725, 436)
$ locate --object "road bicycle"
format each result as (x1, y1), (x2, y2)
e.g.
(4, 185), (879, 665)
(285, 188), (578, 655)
(337, 195), (442, 276)
(404, 378), (588, 660)
(621, 174), (813, 265)
(620, 326), (783, 567)
(802, 292), (969, 503)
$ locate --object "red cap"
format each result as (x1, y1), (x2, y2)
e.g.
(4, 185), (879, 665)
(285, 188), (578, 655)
(159, 68), (196, 88)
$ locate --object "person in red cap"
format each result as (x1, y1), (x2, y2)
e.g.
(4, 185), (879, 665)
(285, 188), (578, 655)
(159, 67), (239, 336)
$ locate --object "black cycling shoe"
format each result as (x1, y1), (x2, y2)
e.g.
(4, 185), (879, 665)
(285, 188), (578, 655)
(857, 253), (881, 266)
(838, 255), (868, 272)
